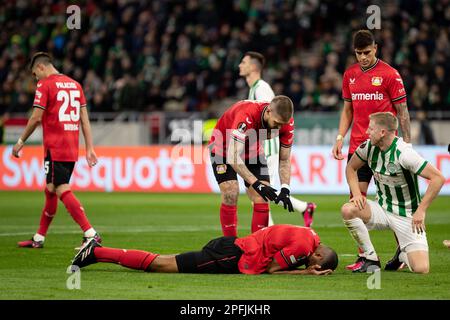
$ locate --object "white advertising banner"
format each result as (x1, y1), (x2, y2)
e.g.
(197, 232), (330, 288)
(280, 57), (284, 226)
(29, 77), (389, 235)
(1, 145), (449, 194)
(288, 146), (450, 195)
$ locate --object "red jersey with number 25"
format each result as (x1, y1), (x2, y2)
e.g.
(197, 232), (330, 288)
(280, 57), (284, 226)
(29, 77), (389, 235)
(342, 59), (407, 154)
(208, 100), (294, 159)
(234, 224), (320, 274)
(33, 73), (86, 161)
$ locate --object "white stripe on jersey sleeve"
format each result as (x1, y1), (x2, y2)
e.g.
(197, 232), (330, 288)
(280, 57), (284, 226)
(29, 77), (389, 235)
(354, 139), (370, 161)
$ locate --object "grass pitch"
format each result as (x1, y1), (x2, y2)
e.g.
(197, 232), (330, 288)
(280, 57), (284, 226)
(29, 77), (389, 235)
(0, 191), (449, 300)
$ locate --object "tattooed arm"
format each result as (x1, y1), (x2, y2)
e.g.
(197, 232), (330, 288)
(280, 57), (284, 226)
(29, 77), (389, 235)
(394, 102), (411, 143)
(278, 146), (292, 186)
(227, 138), (258, 185)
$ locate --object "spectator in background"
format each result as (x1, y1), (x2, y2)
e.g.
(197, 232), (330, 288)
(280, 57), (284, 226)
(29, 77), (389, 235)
(0, 1), (448, 116)
(0, 110), (10, 144)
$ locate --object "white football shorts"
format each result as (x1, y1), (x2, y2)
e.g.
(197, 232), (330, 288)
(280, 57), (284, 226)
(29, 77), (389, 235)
(366, 199), (428, 253)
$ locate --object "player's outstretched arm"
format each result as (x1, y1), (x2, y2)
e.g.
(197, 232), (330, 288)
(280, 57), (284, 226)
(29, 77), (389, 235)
(80, 107), (97, 167)
(12, 107), (44, 158)
(278, 146), (291, 186)
(227, 139), (277, 201)
(227, 138), (257, 185)
(275, 146), (294, 211)
(394, 102), (411, 143)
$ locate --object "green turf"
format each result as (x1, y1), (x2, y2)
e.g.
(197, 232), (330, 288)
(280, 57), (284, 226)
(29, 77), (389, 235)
(0, 191), (449, 300)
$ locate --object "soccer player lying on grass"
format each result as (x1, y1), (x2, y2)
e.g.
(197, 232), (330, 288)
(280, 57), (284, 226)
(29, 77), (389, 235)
(72, 224), (338, 276)
(342, 112), (445, 273)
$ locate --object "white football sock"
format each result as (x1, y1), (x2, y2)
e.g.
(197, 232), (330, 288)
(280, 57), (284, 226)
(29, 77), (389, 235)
(399, 251), (412, 271)
(289, 197), (307, 213)
(33, 234), (45, 242)
(343, 218), (378, 260)
(84, 228), (96, 238)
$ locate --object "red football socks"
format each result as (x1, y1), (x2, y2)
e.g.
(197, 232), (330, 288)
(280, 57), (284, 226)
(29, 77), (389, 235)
(220, 203), (237, 237)
(37, 189), (58, 236)
(60, 190), (92, 232)
(94, 247), (159, 271)
(252, 203), (269, 233)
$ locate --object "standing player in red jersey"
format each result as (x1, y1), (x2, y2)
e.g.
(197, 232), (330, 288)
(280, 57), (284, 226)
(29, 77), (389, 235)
(331, 30), (411, 271)
(208, 96), (296, 237)
(12, 52), (101, 249)
(72, 224), (338, 276)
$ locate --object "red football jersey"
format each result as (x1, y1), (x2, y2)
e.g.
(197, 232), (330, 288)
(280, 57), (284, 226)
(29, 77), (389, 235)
(342, 59), (407, 153)
(208, 100), (294, 160)
(33, 74), (87, 161)
(234, 224), (320, 274)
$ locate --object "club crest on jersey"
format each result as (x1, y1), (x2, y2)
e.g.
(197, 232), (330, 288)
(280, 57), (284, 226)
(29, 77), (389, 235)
(371, 76), (383, 86)
(387, 162), (398, 174)
(216, 164), (227, 175)
(359, 141), (368, 149)
(237, 122), (247, 133)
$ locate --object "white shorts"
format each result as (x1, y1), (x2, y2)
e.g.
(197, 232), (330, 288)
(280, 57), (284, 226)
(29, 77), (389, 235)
(366, 199), (428, 253)
(266, 153), (280, 190)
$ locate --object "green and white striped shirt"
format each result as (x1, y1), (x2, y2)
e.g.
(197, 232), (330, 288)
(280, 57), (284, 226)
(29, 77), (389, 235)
(355, 137), (428, 217)
(248, 79), (278, 156)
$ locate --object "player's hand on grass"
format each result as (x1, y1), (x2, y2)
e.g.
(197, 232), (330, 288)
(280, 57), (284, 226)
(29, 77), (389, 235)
(412, 208), (426, 234)
(252, 180), (277, 202)
(350, 194), (366, 211)
(305, 264), (333, 276)
(86, 149), (98, 167)
(275, 187), (294, 212)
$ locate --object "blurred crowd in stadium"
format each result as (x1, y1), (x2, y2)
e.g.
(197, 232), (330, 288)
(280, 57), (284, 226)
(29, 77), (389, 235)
(0, 0), (449, 117)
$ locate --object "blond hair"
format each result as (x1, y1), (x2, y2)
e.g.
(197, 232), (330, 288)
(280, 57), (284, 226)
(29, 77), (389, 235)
(369, 112), (398, 131)
(270, 95), (293, 122)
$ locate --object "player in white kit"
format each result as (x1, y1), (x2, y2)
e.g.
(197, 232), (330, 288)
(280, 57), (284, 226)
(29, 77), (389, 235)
(239, 51), (316, 227)
(341, 112), (445, 273)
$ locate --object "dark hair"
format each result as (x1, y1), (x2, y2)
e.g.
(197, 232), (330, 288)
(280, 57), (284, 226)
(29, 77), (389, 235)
(353, 30), (375, 49)
(29, 52), (53, 70)
(319, 245), (339, 271)
(244, 51), (265, 71)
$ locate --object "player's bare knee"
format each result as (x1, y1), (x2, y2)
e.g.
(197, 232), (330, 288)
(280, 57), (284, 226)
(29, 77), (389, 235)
(55, 184), (71, 198)
(412, 263), (429, 274)
(46, 184), (56, 193)
(223, 192), (238, 205)
(252, 196), (266, 204)
(341, 203), (356, 219)
(220, 181), (239, 205)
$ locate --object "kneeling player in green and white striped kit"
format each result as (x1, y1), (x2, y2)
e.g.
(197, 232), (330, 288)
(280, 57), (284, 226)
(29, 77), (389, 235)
(341, 112), (445, 273)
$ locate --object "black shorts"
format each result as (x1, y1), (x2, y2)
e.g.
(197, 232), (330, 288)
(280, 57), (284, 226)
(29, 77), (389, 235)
(175, 236), (243, 274)
(210, 153), (269, 188)
(44, 151), (75, 187)
(348, 153), (373, 183)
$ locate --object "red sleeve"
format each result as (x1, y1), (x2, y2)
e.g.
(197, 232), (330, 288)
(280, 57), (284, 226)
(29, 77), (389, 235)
(342, 70), (352, 101)
(33, 80), (48, 110)
(387, 70), (407, 104)
(229, 113), (256, 144)
(279, 117), (294, 148)
(273, 241), (308, 270)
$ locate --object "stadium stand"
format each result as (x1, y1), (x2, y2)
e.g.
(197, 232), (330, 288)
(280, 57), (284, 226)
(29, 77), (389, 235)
(1, 0), (449, 144)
